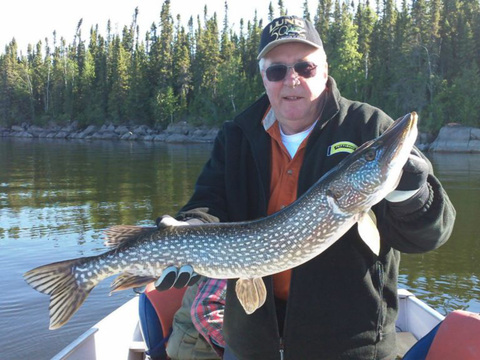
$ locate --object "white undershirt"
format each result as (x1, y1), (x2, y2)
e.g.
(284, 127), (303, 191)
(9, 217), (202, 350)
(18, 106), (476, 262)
(279, 120), (318, 158)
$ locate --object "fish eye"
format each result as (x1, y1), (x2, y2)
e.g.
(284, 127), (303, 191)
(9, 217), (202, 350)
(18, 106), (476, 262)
(327, 189), (342, 200)
(364, 149), (376, 161)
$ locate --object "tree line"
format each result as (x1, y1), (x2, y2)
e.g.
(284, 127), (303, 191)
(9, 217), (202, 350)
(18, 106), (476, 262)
(1, 0), (479, 132)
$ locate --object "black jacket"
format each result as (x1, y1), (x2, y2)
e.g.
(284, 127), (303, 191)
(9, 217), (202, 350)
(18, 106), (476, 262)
(178, 77), (456, 359)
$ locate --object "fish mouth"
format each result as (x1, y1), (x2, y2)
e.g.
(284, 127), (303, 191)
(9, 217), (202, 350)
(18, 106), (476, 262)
(378, 112), (418, 166)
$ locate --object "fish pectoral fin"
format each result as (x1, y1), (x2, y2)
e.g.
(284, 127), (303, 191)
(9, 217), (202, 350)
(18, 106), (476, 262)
(235, 277), (267, 314)
(110, 273), (156, 293)
(103, 225), (156, 247)
(357, 210), (380, 256)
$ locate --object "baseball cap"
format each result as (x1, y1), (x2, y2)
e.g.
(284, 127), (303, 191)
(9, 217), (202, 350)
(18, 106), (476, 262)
(257, 16), (323, 59)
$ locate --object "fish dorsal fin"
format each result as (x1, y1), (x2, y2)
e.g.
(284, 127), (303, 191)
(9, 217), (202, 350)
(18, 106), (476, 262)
(104, 225), (156, 248)
(110, 272), (156, 293)
(357, 210), (380, 256)
(235, 277), (267, 314)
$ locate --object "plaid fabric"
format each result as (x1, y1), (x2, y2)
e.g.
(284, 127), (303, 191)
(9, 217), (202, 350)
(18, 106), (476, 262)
(191, 278), (227, 350)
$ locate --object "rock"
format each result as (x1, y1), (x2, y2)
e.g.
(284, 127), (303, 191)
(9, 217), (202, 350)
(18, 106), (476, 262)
(166, 122), (194, 135)
(13, 131), (33, 138)
(115, 125), (130, 135)
(91, 131), (118, 140)
(36, 131), (53, 138)
(27, 125), (47, 137)
(416, 131), (436, 152)
(187, 127), (219, 142)
(131, 125), (151, 136)
(54, 131), (70, 139)
(0, 126), (10, 136)
(3, 121), (218, 143)
(80, 125), (98, 137)
(429, 124), (480, 153)
(153, 133), (168, 141)
(165, 134), (190, 143)
(205, 127), (219, 140)
(127, 133), (140, 140)
(61, 122), (78, 133)
(101, 132), (119, 140)
(46, 122), (61, 132)
(11, 125), (24, 132)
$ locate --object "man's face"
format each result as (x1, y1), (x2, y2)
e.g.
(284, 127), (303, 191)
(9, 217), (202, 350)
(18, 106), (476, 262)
(261, 42), (328, 134)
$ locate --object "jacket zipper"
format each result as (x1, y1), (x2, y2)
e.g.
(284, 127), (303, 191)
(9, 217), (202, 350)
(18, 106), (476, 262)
(279, 337), (285, 360)
(278, 269), (293, 360)
(376, 261), (385, 341)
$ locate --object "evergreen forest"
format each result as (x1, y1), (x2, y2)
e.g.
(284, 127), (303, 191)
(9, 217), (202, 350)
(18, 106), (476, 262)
(1, 0), (479, 132)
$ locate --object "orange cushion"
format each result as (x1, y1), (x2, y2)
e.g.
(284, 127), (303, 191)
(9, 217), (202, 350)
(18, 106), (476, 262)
(144, 282), (187, 337)
(426, 310), (480, 360)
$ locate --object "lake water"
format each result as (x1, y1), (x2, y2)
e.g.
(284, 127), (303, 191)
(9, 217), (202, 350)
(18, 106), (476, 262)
(1, 138), (479, 359)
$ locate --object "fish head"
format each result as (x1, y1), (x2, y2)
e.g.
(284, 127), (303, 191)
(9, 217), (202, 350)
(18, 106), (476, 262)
(326, 112), (418, 214)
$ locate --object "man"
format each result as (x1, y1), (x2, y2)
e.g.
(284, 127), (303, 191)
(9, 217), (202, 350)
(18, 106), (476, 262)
(158, 15), (456, 360)
(165, 277), (225, 360)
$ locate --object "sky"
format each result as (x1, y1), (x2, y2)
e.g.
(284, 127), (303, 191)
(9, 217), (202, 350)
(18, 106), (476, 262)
(1, 0), (320, 53)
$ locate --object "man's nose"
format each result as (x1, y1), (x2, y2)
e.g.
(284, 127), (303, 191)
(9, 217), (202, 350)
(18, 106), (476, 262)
(284, 67), (300, 87)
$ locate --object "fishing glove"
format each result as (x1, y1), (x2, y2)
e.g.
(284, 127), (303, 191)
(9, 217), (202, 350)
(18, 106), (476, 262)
(153, 215), (202, 291)
(385, 148), (434, 219)
(386, 148), (430, 203)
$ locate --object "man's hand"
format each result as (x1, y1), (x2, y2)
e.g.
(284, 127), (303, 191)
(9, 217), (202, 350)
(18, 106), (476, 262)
(156, 215), (189, 227)
(386, 148), (429, 202)
(154, 264), (201, 291)
(153, 215), (201, 291)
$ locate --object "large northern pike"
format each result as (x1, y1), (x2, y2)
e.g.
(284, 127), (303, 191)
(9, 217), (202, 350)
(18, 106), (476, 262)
(24, 112), (418, 329)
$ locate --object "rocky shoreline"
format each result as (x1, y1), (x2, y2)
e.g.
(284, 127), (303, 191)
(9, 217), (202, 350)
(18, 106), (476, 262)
(0, 122), (219, 144)
(1, 122), (479, 152)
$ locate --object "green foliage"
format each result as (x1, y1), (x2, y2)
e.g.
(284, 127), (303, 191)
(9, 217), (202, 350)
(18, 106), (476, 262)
(328, 2), (363, 98)
(0, 0), (479, 129)
(152, 86), (178, 127)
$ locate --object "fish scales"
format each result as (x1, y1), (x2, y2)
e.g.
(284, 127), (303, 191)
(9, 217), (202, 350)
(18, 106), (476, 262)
(24, 112), (418, 329)
(89, 197), (343, 281)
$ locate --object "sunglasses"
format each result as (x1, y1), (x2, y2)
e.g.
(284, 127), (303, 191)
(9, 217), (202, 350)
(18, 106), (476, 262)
(265, 61), (318, 82)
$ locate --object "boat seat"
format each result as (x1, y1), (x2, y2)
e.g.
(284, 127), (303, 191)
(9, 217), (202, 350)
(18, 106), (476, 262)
(425, 310), (480, 360)
(396, 331), (417, 358)
(403, 310), (480, 360)
(129, 340), (147, 353)
(138, 283), (187, 360)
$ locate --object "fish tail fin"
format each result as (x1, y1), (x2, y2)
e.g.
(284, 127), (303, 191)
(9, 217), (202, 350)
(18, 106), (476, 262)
(23, 259), (95, 329)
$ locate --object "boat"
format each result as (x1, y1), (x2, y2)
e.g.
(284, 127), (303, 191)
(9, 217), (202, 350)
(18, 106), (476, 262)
(51, 287), (445, 360)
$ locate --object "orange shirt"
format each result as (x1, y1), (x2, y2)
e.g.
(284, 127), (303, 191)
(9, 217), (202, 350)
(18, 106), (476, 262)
(266, 121), (310, 301)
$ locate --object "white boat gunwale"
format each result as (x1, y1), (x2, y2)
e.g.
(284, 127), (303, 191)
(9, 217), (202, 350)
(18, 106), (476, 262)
(53, 288), (444, 359)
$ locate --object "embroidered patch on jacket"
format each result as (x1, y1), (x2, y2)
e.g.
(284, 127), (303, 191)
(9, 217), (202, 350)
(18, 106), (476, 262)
(327, 141), (358, 156)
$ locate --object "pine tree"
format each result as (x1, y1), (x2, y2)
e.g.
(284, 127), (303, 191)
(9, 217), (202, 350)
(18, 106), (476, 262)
(268, 2), (275, 21)
(278, 0), (286, 16)
(354, 0), (377, 100)
(108, 35), (129, 123)
(328, 0), (362, 98)
(88, 28), (108, 124)
(315, 0), (333, 50)
(172, 15), (192, 118)
(0, 40), (32, 124)
(303, 0), (312, 21)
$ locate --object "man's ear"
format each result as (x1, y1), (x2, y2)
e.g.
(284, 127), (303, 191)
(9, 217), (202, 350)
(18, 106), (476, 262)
(322, 62), (329, 82)
(260, 70), (268, 88)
